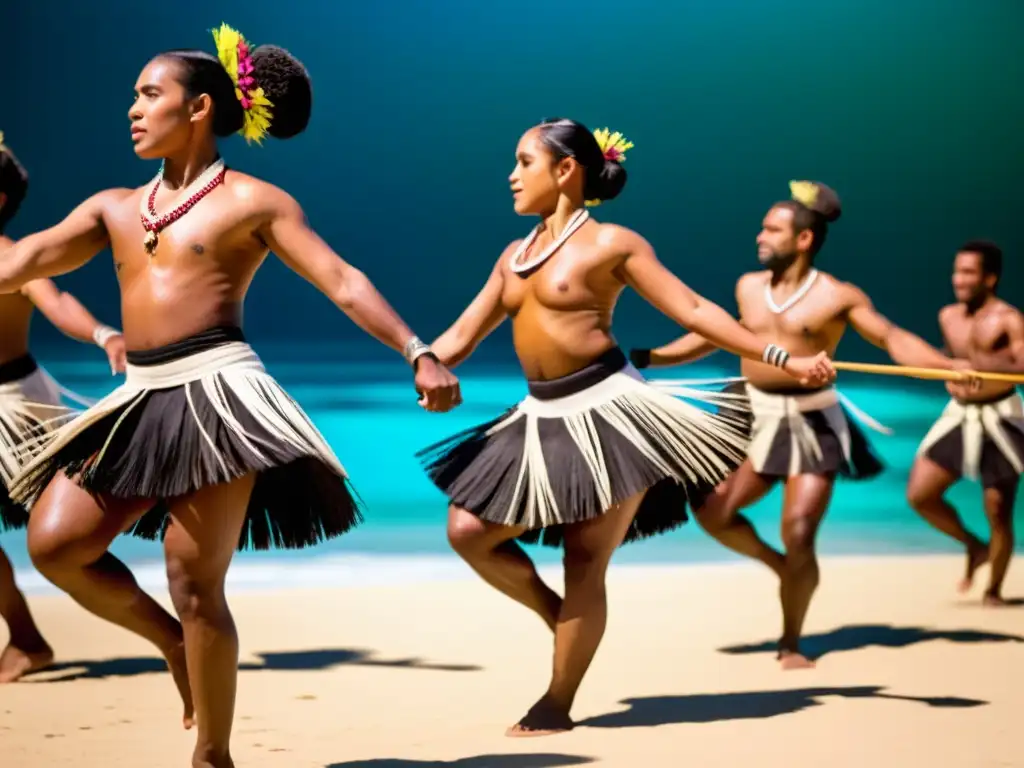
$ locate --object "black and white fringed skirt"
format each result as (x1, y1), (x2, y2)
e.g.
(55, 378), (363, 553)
(0, 355), (76, 531)
(706, 380), (887, 480)
(917, 390), (1024, 487)
(417, 347), (750, 548)
(9, 326), (361, 550)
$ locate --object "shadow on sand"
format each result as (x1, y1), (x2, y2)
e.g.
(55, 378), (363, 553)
(579, 685), (986, 729)
(327, 755), (595, 768)
(22, 647), (481, 683)
(717, 622), (1024, 661)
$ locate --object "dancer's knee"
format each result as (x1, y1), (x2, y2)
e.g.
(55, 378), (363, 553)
(27, 507), (106, 581)
(447, 506), (494, 558)
(563, 540), (611, 590)
(781, 516), (817, 560)
(165, 550), (229, 623)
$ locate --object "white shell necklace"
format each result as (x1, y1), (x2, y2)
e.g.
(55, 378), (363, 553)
(509, 208), (590, 274)
(765, 268), (819, 314)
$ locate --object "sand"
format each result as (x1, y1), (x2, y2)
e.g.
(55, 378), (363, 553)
(1, 554), (1021, 767)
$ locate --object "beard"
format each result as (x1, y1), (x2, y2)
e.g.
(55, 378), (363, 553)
(760, 248), (799, 272)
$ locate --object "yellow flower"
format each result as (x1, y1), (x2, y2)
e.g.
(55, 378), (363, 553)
(789, 180), (819, 208)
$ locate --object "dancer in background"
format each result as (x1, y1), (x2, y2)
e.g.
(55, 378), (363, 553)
(908, 240), (1023, 605)
(420, 121), (834, 736)
(0, 25), (458, 768)
(632, 181), (969, 668)
(0, 131), (125, 682)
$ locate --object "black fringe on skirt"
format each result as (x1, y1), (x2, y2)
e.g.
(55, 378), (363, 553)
(418, 348), (743, 548)
(0, 485), (28, 532)
(0, 354), (45, 531)
(922, 392), (1024, 487)
(719, 380), (884, 480)
(13, 327), (362, 551)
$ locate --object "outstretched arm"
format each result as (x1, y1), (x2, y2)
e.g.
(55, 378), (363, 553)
(430, 250), (509, 368)
(22, 279), (114, 344)
(844, 284), (956, 369)
(21, 280), (126, 373)
(259, 187), (460, 411)
(263, 190), (429, 357)
(632, 279), (747, 368)
(633, 333), (718, 369)
(0, 191), (117, 292)
(617, 229), (830, 382)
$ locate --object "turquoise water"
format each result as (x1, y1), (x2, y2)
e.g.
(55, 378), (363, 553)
(2, 343), (1018, 592)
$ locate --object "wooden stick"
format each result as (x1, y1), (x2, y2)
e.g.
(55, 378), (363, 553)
(833, 361), (1024, 384)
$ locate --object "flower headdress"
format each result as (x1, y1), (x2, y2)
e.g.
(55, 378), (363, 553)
(212, 23), (274, 144)
(585, 128), (634, 207)
(789, 180), (819, 208)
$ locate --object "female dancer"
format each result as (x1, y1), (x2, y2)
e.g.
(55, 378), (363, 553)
(419, 118), (835, 736)
(0, 23), (458, 768)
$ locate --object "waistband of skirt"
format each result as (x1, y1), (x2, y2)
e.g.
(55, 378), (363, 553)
(526, 347), (628, 402)
(0, 354), (38, 385)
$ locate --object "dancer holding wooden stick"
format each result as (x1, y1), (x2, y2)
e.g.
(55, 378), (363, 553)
(630, 181), (972, 668)
(906, 240), (1023, 606)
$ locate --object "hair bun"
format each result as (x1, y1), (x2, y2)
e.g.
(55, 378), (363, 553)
(250, 45), (312, 140)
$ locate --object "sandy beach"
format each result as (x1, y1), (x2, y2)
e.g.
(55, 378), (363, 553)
(1, 554), (1021, 767)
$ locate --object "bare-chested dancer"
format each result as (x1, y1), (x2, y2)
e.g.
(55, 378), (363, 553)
(907, 240), (1023, 606)
(0, 24), (459, 768)
(0, 132), (126, 683)
(631, 181), (969, 669)
(418, 122), (834, 736)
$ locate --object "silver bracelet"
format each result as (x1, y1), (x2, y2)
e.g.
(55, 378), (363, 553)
(762, 343), (790, 369)
(92, 324), (121, 348)
(403, 335), (433, 367)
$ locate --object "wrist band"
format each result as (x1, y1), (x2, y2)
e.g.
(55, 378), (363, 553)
(762, 343), (790, 369)
(92, 325), (121, 348)
(403, 335), (433, 367)
(629, 348), (652, 369)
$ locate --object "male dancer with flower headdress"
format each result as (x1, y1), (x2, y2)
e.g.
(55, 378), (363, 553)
(630, 181), (973, 668)
(0, 132), (126, 682)
(0, 24), (459, 767)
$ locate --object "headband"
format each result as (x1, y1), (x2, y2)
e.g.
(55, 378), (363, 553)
(212, 23), (274, 144)
(585, 127), (634, 208)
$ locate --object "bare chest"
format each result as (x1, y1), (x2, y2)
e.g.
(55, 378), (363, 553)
(739, 281), (842, 342)
(501, 244), (611, 315)
(947, 314), (1009, 358)
(105, 190), (258, 279)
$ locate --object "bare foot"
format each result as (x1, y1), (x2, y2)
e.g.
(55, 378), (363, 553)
(192, 752), (234, 768)
(982, 593), (1010, 607)
(0, 642), (54, 683)
(165, 642), (195, 729)
(778, 649), (816, 670)
(958, 545), (988, 593)
(505, 696), (574, 738)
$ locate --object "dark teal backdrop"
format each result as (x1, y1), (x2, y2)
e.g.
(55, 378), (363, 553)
(3, 0), (1021, 363)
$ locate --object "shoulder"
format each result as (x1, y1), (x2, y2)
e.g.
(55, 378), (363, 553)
(493, 238), (524, 276)
(993, 299), (1024, 327)
(828, 275), (871, 308)
(90, 187), (137, 212)
(224, 171), (301, 219)
(938, 302), (961, 322)
(737, 270), (768, 293)
(593, 222), (652, 259)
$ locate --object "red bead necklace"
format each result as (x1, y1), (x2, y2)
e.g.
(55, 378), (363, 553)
(140, 159), (227, 255)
